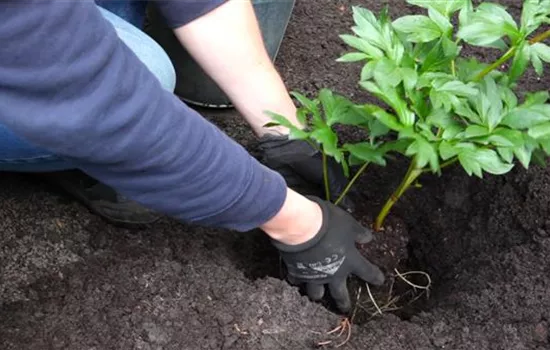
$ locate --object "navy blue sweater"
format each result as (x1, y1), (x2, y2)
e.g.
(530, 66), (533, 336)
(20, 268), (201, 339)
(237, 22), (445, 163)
(0, 0), (287, 231)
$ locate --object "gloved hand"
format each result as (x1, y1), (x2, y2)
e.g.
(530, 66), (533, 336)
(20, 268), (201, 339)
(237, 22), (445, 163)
(257, 134), (355, 212)
(270, 196), (385, 313)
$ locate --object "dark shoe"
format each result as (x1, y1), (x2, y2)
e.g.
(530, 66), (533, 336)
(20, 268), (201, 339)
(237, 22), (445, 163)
(43, 170), (161, 225)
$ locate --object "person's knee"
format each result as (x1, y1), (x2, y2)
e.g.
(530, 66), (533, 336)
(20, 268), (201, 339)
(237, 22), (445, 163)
(99, 7), (176, 92)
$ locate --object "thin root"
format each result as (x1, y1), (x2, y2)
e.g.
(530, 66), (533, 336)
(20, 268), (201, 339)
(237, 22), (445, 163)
(366, 283), (383, 315)
(394, 269), (432, 294)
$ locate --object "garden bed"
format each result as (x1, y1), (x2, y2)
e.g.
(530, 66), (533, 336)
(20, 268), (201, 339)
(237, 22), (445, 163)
(1, 0), (549, 349)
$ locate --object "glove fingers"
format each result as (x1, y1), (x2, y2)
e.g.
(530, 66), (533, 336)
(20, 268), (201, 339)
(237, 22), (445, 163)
(328, 278), (352, 313)
(350, 252), (385, 286)
(306, 283), (325, 301)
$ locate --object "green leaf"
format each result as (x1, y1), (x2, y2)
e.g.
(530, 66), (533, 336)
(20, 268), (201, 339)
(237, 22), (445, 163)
(439, 140), (459, 160)
(528, 121), (550, 139)
(362, 104), (403, 131)
(539, 137), (550, 154)
(337, 105), (371, 126)
(475, 148), (514, 175)
(438, 80), (478, 96)
(406, 136), (439, 172)
(407, 0), (467, 17)
(532, 42), (550, 62)
(426, 109), (454, 128)
(458, 149), (483, 177)
(401, 67), (418, 92)
(497, 147), (514, 163)
(502, 104), (550, 129)
(465, 125), (490, 138)
(532, 49), (544, 76)
(392, 15), (442, 43)
(351, 6), (386, 49)
(525, 91), (550, 106)
(491, 128), (524, 147)
(442, 124), (464, 140)
(521, 0), (550, 36)
(373, 59), (403, 87)
(264, 111), (310, 140)
(318, 89), (356, 126)
(457, 3), (520, 48)
(339, 35), (384, 59)
(428, 7), (452, 34)
(368, 119), (391, 140)
(456, 58), (489, 82)
(310, 127), (340, 161)
(420, 37), (459, 72)
(475, 76), (504, 131)
(344, 142), (386, 166)
(336, 52), (369, 62)
(290, 92), (321, 126)
(360, 61), (377, 81)
(509, 42), (531, 82)
(514, 134), (539, 168)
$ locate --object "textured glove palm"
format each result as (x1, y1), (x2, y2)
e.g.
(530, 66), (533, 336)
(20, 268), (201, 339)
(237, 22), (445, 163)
(271, 196), (385, 313)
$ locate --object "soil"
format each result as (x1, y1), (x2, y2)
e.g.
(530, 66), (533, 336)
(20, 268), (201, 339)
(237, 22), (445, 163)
(1, 0), (549, 349)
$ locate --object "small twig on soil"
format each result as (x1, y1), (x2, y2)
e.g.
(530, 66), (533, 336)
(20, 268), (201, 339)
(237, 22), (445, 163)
(234, 324), (249, 335)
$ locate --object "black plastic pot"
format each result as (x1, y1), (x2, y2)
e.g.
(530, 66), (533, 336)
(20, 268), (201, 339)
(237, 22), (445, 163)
(144, 0), (295, 108)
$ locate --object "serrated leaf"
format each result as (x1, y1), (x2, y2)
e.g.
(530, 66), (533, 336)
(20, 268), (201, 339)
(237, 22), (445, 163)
(337, 52), (369, 62)
(344, 142), (387, 166)
(528, 121), (550, 139)
(392, 15), (442, 43)
(509, 42), (531, 82)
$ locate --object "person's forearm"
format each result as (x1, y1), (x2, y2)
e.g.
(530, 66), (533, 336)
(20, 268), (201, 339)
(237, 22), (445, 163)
(0, 1), (287, 231)
(172, 0), (300, 136)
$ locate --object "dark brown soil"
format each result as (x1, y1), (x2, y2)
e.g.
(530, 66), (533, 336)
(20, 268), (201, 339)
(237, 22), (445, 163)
(1, 0), (550, 349)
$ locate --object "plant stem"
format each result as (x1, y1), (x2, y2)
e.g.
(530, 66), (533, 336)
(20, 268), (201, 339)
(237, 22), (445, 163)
(334, 162), (370, 206)
(473, 29), (550, 82)
(374, 161), (423, 231)
(473, 46), (516, 82)
(322, 151), (330, 201)
(440, 157), (458, 169)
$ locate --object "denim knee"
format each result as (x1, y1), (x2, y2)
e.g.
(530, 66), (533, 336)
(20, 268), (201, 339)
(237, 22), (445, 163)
(99, 7), (177, 92)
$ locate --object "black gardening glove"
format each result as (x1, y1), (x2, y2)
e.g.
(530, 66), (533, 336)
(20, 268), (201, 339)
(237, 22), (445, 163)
(270, 196), (385, 313)
(257, 134), (355, 212)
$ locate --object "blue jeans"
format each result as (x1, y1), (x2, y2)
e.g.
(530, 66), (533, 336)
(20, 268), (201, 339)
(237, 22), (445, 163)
(0, 4), (176, 172)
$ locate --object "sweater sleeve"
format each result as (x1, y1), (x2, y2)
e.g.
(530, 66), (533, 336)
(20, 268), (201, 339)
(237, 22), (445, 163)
(0, 0), (286, 231)
(151, 0), (228, 28)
